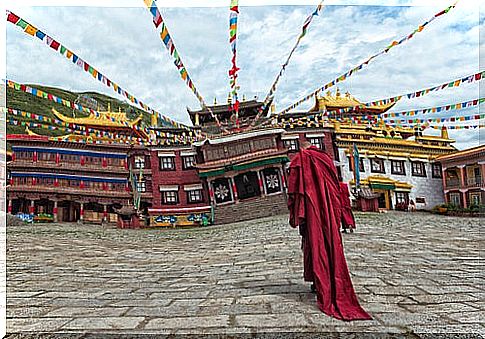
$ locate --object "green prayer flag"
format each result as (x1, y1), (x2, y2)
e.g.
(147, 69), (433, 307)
(16, 19), (28, 29)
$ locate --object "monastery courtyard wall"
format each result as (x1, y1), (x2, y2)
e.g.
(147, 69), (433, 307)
(6, 212), (483, 337)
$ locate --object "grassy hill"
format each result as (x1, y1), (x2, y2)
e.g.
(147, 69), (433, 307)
(6, 84), (155, 136)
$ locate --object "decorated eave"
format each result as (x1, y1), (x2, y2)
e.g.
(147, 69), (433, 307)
(350, 176), (413, 192)
(193, 128), (285, 147)
(310, 90), (396, 114)
(437, 145), (485, 163)
(51, 107), (148, 139)
(186, 100), (269, 125)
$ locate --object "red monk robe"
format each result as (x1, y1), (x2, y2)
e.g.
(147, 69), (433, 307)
(287, 145), (371, 321)
(340, 182), (356, 232)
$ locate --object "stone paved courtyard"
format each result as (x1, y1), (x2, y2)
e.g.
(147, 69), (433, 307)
(5, 212), (484, 337)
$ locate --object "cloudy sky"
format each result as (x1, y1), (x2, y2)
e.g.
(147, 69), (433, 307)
(2, 0), (483, 149)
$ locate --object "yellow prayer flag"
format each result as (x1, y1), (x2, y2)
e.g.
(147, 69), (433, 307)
(92, 69), (98, 78)
(454, 80), (460, 86)
(456, 103), (462, 109)
(144, 0), (152, 8)
(66, 50), (73, 59)
(417, 26), (424, 32)
(25, 24), (37, 36)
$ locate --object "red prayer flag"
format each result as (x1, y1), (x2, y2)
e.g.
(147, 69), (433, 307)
(7, 12), (20, 24)
(84, 63), (90, 71)
(49, 40), (60, 51)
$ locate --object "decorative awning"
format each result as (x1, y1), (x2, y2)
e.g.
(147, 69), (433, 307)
(158, 151), (176, 157)
(198, 156), (289, 178)
(159, 185), (179, 192)
(183, 184), (203, 191)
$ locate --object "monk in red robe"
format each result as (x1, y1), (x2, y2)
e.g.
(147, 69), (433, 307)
(287, 141), (371, 321)
(340, 182), (356, 233)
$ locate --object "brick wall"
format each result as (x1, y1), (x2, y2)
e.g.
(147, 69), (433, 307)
(149, 149), (208, 208)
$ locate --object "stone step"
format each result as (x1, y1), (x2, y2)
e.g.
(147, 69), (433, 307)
(214, 193), (288, 225)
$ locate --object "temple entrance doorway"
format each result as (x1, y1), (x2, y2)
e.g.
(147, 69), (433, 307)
(234, 171), (261, 200)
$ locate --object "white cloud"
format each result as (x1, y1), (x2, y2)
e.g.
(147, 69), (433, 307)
(3, 1), (482, 149)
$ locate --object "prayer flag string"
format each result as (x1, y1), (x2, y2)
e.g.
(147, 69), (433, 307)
(6, 10), (189, 130)
(141, 1), (225, 130)
(277, 1), (459, 116)
(229, 0), (240, 128)
(259, 0), (325, 120)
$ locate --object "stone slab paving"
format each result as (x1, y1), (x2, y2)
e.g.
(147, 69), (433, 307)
(5, 212), (484, 337)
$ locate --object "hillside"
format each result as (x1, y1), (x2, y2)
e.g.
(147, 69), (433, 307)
(6, 84), (157, 136)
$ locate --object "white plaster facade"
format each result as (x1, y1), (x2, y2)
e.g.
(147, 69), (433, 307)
(338, 148), (445, 210)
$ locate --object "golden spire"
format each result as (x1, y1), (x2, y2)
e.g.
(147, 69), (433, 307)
(336, 87), (341, 97)
(441, 125), (449, 139)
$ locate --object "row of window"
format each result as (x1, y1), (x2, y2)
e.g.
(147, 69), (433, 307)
(283, 138), (325, 151)
(161, 189), (204, 204)
(159, 156), (195, 171)
(349, 158), (442, 178)
(15, 151), (125, 166)
(12, 177), (126, 191)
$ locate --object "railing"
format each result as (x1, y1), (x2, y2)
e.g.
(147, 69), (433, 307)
(7, 185), (132, 197)
(467, 177), (484, 188)
(445, 179), (461, 188)
(10, 159), (129, 174)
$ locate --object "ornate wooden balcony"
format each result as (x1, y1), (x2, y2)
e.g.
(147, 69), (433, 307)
(7, 184), (132, 198)
(445, 179), (460, 189)
(9, 159), (130, 174)
(467, 177), (484, 188)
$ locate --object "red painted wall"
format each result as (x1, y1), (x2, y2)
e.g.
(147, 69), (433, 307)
(149, 149), (208, 208)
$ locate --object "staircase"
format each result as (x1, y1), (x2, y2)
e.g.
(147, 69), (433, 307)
(214, 192), (288, 225)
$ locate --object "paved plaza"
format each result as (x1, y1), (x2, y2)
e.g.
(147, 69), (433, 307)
(5, 212), (484, 337)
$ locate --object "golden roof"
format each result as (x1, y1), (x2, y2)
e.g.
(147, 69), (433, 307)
(311, 89), (397, 113)
(51, 108), (143, 128)
(350, 176), (413, 189)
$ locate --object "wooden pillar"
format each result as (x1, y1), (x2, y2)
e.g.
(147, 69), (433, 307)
(279, 167), (287, 191)
(53, 200), (58, 222)
(481, 163), (485, 186)
(103, 204), (108, 223)
(459, 166), (466, 188)
(29, 200), (35, 214)
(230, 177), (238, 201)
(441, 167), (448, 204)
(55, 153), (60, 165)
(208, 181), (215, 205)
(80, 155), (85, 166)
(102, 157), (107, 168)
(79, 202), (84, 223)
(7, 199), (12, 214)
(33, 151), (37, 163)
(257, 171), (265, 196)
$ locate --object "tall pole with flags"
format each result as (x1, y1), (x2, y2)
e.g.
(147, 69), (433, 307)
(352, 144), (361, 191)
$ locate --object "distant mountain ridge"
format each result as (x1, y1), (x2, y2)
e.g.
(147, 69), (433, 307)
(7, 84), (153, 136)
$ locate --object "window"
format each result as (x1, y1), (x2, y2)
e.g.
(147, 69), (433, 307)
(283, 139), (299, 151)
(431, 163), (442, 178)
(411, 162), (426, 177)
(391, 160), (406, 175)
(187, 190), (203, 203)
(134, 155), (145, 169)
(395, 192), (409, 204)
(308, 138), (324, 150)
(469, 192), (481, 206)
(348, 158), (365, 173)
(160, 157), (175, 171)
(262, 168), (282, 194)
(182, 156), (196, 170)
(136, 180), (146, 192)
(161, 191), (178, 204)
(370, 158), (385, 173)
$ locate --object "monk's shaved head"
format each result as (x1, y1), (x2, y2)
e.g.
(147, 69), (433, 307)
(300, 140), (312, 149)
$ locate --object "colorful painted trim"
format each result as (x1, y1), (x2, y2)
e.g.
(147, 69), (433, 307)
(12, 146), (127, 159)
(11, 172), (127, 183)
(198, 156), (289, 178)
